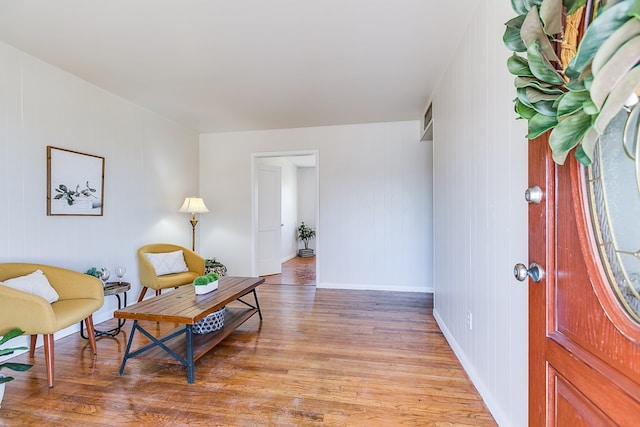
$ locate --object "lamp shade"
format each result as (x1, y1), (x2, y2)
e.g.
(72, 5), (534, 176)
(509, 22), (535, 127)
(179, 197), (209, 214)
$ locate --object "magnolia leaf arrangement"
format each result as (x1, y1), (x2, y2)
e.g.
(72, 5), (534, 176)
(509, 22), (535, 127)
(504, 0), (640, 165)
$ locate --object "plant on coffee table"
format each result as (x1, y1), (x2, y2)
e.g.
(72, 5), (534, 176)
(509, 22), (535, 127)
(193, 272), (220, 295)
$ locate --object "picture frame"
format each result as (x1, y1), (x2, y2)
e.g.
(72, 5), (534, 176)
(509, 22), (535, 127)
(47, 146), (105, 216)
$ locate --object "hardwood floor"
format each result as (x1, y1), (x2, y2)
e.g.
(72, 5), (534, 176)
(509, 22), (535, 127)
(261, 256), (316, 285)
(0, 285), (496, 426)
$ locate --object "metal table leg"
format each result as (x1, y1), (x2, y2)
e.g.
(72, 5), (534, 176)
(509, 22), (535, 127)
(81, 291), (128, 338)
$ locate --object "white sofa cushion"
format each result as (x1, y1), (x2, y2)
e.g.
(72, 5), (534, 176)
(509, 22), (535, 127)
(1, 269), (60, 303)
(144, 250), (188, 276)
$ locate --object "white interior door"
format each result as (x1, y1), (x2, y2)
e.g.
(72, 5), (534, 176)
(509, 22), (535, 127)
(257, 164), (282, 276)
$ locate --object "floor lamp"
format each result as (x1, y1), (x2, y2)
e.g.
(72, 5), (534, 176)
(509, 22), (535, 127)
(179, 196), (209, 251)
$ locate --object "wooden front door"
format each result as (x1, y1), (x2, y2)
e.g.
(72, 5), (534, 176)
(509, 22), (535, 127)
(528, 131), (640, 425)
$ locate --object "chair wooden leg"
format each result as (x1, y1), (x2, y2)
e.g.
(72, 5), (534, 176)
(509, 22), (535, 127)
(85, 316), (98, 355)
(137, 286), (149, 302)
(155, 289), (161, 297)
(29, 334), (37, 358)
(44, 334), (54, 388)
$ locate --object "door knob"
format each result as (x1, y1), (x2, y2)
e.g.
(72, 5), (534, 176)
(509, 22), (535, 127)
(525, 186), (543, 204)
(514, 262), (545, 282)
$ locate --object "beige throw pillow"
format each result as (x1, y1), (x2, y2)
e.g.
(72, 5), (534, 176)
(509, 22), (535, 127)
(144, 250), (189, 276)
(2, 269), (60, 303)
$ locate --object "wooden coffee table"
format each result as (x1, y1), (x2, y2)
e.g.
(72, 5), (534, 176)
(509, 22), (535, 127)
(115, 276), (264, 383)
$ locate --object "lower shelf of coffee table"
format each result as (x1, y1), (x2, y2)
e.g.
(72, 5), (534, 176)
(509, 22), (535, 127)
(133, 307), (258, 364)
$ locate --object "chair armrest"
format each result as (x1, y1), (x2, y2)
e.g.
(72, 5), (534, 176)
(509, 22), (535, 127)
(138, 250), (160, 288)
(182, 248), (205, 276)
(38, 265), (104, 302)
(0, 285), (57, 335)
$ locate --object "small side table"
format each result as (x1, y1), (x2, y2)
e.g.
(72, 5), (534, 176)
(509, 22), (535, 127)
(81, 281), (130, 338)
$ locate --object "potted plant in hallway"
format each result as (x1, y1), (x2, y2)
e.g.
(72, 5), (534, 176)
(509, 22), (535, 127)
(297, 222), (316, 257)
(0, 328), (33, 408)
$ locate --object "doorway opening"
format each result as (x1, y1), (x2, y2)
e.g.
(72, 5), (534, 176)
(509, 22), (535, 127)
(252, 150), (318, 286)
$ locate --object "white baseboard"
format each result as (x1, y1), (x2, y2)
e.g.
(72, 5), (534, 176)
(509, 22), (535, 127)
(317, 282), (433, 293)
(281, 253), (297, 263)
(433, 308), (509, 427)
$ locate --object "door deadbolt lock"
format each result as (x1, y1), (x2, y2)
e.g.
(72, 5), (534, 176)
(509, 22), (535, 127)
(525, 186), (543, 204)
(514, 262), (545, 282)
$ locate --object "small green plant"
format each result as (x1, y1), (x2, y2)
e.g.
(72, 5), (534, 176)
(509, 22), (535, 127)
(297, 222), (316, 250)
(194, 272), (219, 286)
(0, 328), (33, 384)
(85, 267), (101, 278)
(193, 275), (211, 286)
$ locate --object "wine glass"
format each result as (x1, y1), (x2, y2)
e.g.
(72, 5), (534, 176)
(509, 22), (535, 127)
(115, 267), (126, 283)
(100, 267), (110, 286)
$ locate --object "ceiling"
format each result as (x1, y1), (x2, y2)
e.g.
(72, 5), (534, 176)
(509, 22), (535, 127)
(0, 1), (480, 133)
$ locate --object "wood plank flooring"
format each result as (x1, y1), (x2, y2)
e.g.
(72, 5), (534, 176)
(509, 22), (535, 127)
(261, 256), (316, 285)
(0, 285), (496, 426)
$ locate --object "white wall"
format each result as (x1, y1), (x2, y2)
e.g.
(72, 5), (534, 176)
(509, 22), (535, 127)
(199, 121), (433, 292)
(431, 1), (529, 426)
(297, 166), (317, 251)
(0, 41), (200, 347)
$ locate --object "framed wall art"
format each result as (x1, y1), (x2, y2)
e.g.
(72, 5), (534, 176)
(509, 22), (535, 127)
(47, 146), (105, 216)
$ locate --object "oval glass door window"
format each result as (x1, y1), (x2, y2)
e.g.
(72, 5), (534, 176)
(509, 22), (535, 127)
(587, 102), (640, 323)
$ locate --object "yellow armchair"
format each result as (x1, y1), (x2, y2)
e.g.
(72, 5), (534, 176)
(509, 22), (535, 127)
(137, 243), (204, 302)
(0, 263), (104, 388)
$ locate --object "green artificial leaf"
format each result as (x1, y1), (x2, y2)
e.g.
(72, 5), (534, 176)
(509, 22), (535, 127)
(518, 86), (557, 115)
(521, 6), (561, 62)
(504, 15), (527, 52)
(591, 18), (640, 75)
(527, 40), (565, 84)
(566, 78), (586, 91)
(540, 0), (563, 35)
(526, 86), (563, 102)
(517, 87), (534, 107)
(507, 54), (534, 76)
(527, 112), (558, 138)
(584, 71), (594, 90)
(514, 76), (564, 93)
(0, 328), (23, 345)
(583, 99), (599, 115)
(0, 376), (15, 384)
(505, 14), (527, 30)
(549, 109), (593, 164)
(512, 0), (529, 15)
(576, 127), (599, 165)
(564, 0), (588, 15)
(532, 100), (558, 116)
(525, 0), (543, 9)
(573, 145), (592, 165)
(515, 99), (538, 119)
(590, 35), (640, 108)
(504, 28), (527, 52)
(630, 0), (640, 19)
(594, 65), (640, 133)
(0, 362), (32, 372)
(566, 0), (635, 79)
(556, 89), (590, 118)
